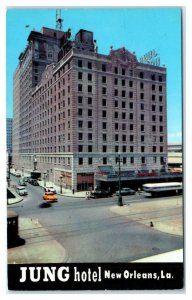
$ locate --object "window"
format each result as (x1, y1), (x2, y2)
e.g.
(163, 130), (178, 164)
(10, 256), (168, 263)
(114, 78), (118, 85)
(140, 82), (144, 89)
(102, 110), (107, 118)
(103, 122), (107, 130)
(78, 145), (83, 152)
(78, 120), (83, 128)
(141, 157), (145, 164)
(88, 61), (92, 69)
(103, 145), (107, 152)
(122, 68), (125, 75)
(79, 157), (83, 165)
(88, 133), (92, 140)
(159, 106), (163, 112)
(122, 123), (126, 130)
(78, 84), (83, 92)
(151, 74), (155, 81)
(78, 60), (82, 68)
(160, 136), (164, 142)
(88, 109), (92, 117)
(122, 79), (125, 86)
(140, 114), (144, 121)
(159, 96), (163, 102)
(78, 133), (83, 140)
(78, 108), (83, 116)
(88, 73), (92, 81)
(152, 125), (156, 132)
(140, 72), (144, 78)
(152, 115), (156, 122)
(129, 91), (133, 98)
(160, 146), (164, 152)
(130, 113), (133, 120)
(102, 64), (106, 72)
(122, 112), (126, 119)
(152, 105), (156, 111)
(130, 124), (133, 131)
(141, 124), (145, 132)
(115, 112), (118, 118)
(102, 87), (106, 95)
(78, 72), (83, 80)
(102, 99), (107, 106)
(115, 100), (118, 108)
(141, 146), (145, 152)
(122, 134), (126, 142)
(115, 134), (119, 141)
(103, 134), (107, 141)
(152, 94), (156, 101)
(130, 157), (134, 164)
(114, 67), (118, 74)
(140, 103), (144, 110)
(122, 101), (126, 108)
(152, 84), (155, 91)
(153, 157), (157, 163)
(114, 89), (118, 96)
(129, 81), (133, 87)
(102, 76), (106, 83)
(153, 146), (156, 152)
(122, 90), (126, 97)
(115, 146), (119, 152)
(88, 121), (92, 129)
(88, 157), (93, 165)
(159, 75), (162, 82)
(88, 97), (92, 105)
(129, 102), (133, 109)
(130, 146), (134, 152)
(115, 123), (118, 130)
(88, 85), (92, 93)
(88, 145), (93, 152)
(141, 135), (145, 142)
(140, 93), (144, 100)
(160, 126), (163, 132)
(159, 85), (163, 92)
(130, 135), (134, 142)
(103, 157), (107, 164)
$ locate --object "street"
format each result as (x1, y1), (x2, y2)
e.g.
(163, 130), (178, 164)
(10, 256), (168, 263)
(8, 176), (183, 263)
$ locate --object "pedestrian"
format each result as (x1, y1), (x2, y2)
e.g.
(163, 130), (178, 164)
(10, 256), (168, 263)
(72, 188), (75, 195)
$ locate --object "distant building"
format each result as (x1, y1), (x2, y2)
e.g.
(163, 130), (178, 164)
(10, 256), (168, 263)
(168, 143), (182, 171)
(6, 118), (12, 153)
(13, 27), (167, 191)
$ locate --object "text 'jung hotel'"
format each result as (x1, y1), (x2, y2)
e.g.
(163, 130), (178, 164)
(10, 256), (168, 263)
(13, 26), (167, 191)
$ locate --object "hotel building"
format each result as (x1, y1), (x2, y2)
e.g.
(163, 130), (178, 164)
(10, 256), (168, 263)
(13, 27), (167, 191)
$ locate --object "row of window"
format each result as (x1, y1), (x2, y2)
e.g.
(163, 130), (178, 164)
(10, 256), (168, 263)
(77, 59), (164, 82)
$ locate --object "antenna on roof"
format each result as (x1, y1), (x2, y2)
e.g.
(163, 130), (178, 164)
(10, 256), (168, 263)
(56, 9), (63, 31)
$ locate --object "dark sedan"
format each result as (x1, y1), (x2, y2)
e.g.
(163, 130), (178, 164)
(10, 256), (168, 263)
(90, 190), (112, 199)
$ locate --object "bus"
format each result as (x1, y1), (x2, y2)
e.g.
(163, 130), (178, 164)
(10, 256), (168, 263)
(142, 182), (183, 197)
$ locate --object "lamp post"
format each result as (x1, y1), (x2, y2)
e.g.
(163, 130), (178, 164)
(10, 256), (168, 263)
(59, 175), (63, 194)
(118, 152), (123, 206)
(22, 167), (24, 177)
(43, 171), (47, 187)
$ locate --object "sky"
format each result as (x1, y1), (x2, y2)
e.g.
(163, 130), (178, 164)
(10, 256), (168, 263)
(6, 7), (182, 143)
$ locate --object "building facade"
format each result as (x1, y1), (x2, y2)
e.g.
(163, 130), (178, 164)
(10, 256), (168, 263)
(13, 28), (167, 191)
(6, 118), (13, 153)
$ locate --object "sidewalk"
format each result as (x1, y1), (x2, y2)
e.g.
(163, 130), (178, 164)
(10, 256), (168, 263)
(8, 218), (67, 264)
(110, 197), (183, 236)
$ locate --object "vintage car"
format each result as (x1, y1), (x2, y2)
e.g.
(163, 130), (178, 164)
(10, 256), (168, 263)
(43, 192), (58, 202)
(115, 188), (136, 196)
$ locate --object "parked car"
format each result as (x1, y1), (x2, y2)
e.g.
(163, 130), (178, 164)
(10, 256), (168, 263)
(15, 173), (21, 177)
(90, 189), (112, 199)
(16, 186), (28, 196)
(115, 188), (136, 196)
(19, 179), (27, 186)
(23, 176), (31, 182)
(43, 192), (58, 202)
(29, 179), (39, 186)
(44, 186), (57, 194)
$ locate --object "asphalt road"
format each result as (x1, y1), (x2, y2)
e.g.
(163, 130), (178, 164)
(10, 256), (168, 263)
(9, 176), (183, 262)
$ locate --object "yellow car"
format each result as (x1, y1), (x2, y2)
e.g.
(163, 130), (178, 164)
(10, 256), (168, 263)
(43, 192), (58, 202)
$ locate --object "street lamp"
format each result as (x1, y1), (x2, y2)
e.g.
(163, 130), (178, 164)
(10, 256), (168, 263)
(118, 151), (123, 206)
(59, 175), (63, 194)
(43, 171), (47, 187)
(22, 167), (24, 177)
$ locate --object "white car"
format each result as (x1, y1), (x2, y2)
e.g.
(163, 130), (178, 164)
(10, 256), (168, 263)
(44, 186), (57, 194)
(16, 186), (28, 196)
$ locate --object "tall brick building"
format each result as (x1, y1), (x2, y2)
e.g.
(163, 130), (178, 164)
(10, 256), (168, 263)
(13, 27), (167, 191)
